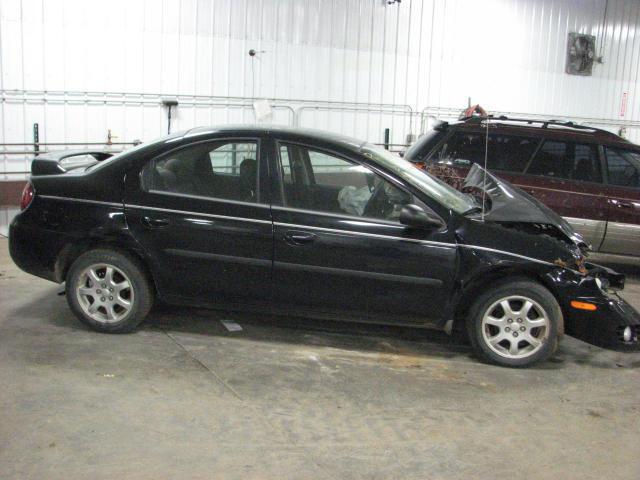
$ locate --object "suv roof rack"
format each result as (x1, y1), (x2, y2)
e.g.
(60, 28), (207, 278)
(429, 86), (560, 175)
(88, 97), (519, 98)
(462, 115), (621, 139)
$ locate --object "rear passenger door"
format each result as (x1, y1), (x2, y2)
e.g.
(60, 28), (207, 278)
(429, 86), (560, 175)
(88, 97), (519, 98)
(124, 137), (273, 306)
(518, 140), (608, 249)
(600, 147), (640, 255)
(270, 141), (457, 325)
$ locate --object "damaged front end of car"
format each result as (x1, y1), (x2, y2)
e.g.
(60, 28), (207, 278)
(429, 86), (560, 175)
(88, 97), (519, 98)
(459, 164), (640, 350)
(563, 262), (639, 349)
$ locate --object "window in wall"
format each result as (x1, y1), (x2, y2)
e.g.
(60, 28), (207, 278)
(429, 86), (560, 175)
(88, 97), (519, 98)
(279, 143), (412, 222)
(142, 140), (259, 202)
(526, 141), (601, 183)
(605, 148), (640, 188)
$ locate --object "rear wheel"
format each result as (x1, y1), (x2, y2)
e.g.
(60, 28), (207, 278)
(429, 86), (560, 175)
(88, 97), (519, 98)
(467, 280), (560, 367)
(66, 249), (153, 333)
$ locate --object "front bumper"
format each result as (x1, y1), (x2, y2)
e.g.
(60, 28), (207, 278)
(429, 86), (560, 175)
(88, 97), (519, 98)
(564, 293), (640, 350)
(560, 263), (640, 351)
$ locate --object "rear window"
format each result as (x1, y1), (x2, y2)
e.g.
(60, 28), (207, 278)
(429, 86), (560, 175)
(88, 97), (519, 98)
(431, 131), (538, 173)
(526, 141), (602, 183)
(604, 148), (640, 188)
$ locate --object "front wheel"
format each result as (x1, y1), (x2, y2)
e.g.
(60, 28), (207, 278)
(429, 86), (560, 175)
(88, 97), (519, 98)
(66, 249), (153, 333)
(467, 280), (561, 367)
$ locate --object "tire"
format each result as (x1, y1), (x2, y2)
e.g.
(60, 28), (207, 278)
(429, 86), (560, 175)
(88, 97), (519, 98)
(66, 248), (153, 333)
(466, 279), (561, 368)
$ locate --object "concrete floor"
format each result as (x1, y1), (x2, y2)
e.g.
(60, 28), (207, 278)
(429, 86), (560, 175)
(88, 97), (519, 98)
(1, 237), (640, 480)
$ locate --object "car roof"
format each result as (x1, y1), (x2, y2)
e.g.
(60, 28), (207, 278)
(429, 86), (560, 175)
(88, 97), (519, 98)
(90, 125), (375, 175)
(447, 117), (638, 150)
(181, 125), (367, 152)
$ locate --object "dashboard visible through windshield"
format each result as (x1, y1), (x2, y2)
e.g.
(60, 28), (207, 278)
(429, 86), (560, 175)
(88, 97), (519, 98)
(361, 144), (477, 215)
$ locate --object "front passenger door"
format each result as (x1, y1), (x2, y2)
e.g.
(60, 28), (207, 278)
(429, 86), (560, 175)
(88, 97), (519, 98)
(271, 142), (457, 325)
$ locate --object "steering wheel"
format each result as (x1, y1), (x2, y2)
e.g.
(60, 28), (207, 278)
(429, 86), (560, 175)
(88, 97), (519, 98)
(363, 181), (401, 219)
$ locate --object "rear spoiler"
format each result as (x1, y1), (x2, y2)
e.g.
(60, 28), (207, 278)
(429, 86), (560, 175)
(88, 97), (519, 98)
(31, 150), (114, 176)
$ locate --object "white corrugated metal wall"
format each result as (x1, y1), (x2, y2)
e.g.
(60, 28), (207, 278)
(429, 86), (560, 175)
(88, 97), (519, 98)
(1, 0), (640, 177)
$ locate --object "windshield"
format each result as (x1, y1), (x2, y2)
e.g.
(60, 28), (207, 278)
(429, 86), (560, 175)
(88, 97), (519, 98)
(361, 144), (476, 214)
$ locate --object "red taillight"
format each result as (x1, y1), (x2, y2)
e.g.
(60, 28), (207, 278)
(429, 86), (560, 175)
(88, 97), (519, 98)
(20, 182), (35, 210)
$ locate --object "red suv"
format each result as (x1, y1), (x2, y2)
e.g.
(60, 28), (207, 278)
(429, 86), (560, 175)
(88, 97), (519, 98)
(404, 117), (640, 257)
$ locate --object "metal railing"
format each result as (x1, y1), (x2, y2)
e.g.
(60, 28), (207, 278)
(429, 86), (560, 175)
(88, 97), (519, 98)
(3, 88), (640, 177)
(1, 89), (420, 175)
(0, 89), (412, 129)
(0, 138), (137, 175)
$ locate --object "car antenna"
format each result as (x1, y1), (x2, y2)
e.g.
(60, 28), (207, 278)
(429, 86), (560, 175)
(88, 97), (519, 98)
(481, 111), (489, 222)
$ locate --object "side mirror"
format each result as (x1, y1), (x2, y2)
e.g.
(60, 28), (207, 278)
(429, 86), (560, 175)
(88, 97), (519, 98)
(399, 204), (444, 230)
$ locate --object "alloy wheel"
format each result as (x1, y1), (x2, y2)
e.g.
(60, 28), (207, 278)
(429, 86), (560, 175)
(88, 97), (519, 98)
(481, 295), (550, 359)
(76, 263), (134, 324)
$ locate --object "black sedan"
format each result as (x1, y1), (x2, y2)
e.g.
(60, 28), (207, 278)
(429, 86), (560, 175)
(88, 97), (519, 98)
(9, 126), (640, 367)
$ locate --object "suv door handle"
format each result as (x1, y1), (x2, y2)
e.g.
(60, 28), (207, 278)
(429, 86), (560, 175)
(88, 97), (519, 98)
(609, 199), (634, 209)
(141, 216), (170, 228)
(283, 230), (316, 245)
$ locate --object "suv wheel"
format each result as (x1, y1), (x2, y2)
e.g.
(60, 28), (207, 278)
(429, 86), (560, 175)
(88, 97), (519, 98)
(66, 249), (153, 333)
(467, 279), (560, 367)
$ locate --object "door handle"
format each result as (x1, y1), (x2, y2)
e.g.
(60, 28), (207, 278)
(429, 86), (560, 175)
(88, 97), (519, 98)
(609, 199), (634, 209)
(283, 230), (316, 245)
(141, 216), (170, 228)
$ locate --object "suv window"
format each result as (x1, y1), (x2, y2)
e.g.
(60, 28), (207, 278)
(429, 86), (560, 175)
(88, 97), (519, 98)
(526, 140), (602, 183)
(434, 132), (537, 173)
(605, 148), (640, 188)
(141, 140), (259, 202)
(279, 143), (412, 222)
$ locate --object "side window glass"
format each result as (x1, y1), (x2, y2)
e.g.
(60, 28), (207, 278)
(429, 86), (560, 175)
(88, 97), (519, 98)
(436, 132), (485, 166)
(572, 144), (602, 182)
(280, 145), (292, 183)
(489, 135), (537, 173)
(605, 148), (640, 188)
(435, 132), (535, 173)
(141, 140), (259, 203)
(209, 143), (257, 176)
(279, 144), (412, 222)
(526, 140), (568, 178)
(527, 141), (601, 183)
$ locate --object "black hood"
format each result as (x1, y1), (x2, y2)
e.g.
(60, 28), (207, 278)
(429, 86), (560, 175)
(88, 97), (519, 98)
(463, 164), (588, 249)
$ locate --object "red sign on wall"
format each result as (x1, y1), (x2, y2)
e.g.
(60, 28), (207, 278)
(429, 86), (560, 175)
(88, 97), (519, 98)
(620, 92), (628, 117)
